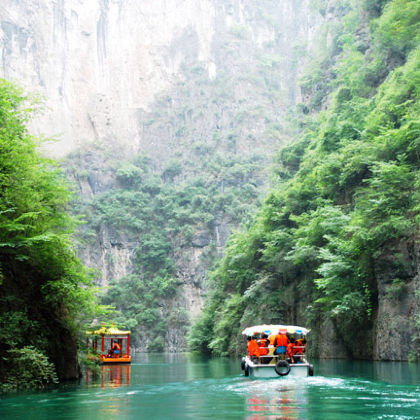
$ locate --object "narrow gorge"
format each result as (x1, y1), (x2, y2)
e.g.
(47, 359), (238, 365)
(1, 0), (321, 351)
(1, 0), (419, 361)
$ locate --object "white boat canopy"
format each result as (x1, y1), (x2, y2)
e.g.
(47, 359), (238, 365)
(242, 324), (310, 336)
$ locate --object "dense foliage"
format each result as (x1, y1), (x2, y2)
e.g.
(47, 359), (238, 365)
(66, 0), (308, 350)
(2, 347), (58, 390)
(189, 0), (420, 358)
(0, 79), (99, 388)
(69, 150), (264, 350)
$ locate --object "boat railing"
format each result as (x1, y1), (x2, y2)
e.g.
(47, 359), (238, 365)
(250, 345), (307, 365)
(256, 355), (307, 365)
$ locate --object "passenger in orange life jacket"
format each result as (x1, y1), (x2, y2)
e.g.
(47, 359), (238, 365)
(286, 337), (297, 363)
(258, 334), (269, 355)
(294, 338), (306, 362)
(296, 338), (306, 354)
(257, 334), (268, 351)
(297, 338), (307, 351)
(247, 336), (260, 358)
(258, 333), (270, 364)
(274, 331), (289, 356)
(112, 342), (121, 358)
(268, 332), (277, 347)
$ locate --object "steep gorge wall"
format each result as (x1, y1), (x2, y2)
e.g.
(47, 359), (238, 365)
(3, 1), (418, 359)
(0, 0), (319, 159)
(1, 0), (217, 156)
(189, 0), (420, 361)
(0, 0), (324, 351)
(315, 240), (420, 361)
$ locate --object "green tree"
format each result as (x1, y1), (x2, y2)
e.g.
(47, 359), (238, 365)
(190, 0), (420, 359)
(0, 78), (99, 387)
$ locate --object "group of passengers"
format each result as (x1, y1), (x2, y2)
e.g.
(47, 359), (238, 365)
(247, 330), (307, 365)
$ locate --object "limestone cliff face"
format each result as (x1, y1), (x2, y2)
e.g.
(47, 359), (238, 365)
(1, 0), (217, 156)
(371, 242), (420, 361)
(1, 0), (322, 351)
(0, 0), (319, 159)
(314, 241), (420, 362)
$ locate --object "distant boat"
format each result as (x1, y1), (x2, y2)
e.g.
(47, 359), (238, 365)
(241, 324), (313, 378)
(86, 326), (131, 364)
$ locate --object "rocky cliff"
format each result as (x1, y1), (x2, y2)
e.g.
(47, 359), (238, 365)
(315, 240), (420, 361)
(187, 0), (420, 361)
(1, 0), (217, 156)
(0, 0), (319, 159)
(1, 0), (324, 351)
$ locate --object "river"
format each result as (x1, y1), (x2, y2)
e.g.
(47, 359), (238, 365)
(1, 354), (420, 419)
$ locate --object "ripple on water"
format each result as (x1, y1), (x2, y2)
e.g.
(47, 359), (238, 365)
(224, 375), (345, 396)
(2, 358), (420, 420)
(218, 374), (420, 420)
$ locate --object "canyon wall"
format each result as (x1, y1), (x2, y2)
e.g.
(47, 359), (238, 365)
(0, 0), (319, 159)
(6, 1), (388, 355)
(0, 0), (323, 352)
(2, 0), (419, 360)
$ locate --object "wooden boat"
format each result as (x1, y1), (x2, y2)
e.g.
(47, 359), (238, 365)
(86, 326), (131, 364)
(241, 324), (313, 378)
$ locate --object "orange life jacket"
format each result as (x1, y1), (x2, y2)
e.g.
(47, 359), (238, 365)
(113, 343), (120, 351)
(286, 342), (296, 358)
(295, 339), (305, 354)
(268, 334), (277, 345)
(275, 334), (288, 348)
(247, 340), (260, 357)
(258, 338), (268, 355)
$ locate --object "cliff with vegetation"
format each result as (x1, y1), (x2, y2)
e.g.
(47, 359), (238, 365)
(0, 0), (319, 158)
(2, 0), (420, 361)
(189, 0), (420, 361)
(0, 79), (98, 387)
(1, 0), (323, 352)
(0, 0), (323, 351)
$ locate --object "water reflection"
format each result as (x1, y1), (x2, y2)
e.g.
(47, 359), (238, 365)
(2, 355), (420, 420)
(85, 364), (131, 388)
(245, 380), (307, 420)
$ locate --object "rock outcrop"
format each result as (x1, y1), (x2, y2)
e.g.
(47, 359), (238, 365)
(0, 0), (320, 159)
(0, 1), (341, 354)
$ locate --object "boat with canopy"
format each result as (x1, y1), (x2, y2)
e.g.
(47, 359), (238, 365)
(86, 325), (131, 364)
(241, 324), (313, 378)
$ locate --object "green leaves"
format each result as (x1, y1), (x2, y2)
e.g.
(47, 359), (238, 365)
(374, 0), (420, 59)
(3, 346), (58, 390)
(190, 0), (420, 356)
(0, 78), (101, 387)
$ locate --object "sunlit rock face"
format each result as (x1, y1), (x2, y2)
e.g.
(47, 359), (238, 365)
(0, 0), (217, 155)
(1, 1), (418, 360)
(0, 0), (319, 158)
(0, 0), (322, 351)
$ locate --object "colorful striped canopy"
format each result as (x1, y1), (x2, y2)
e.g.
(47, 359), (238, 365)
(241, 324), (309, 336)
(86, 327), (131, 336)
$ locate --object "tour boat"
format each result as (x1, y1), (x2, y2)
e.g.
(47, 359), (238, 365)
(241, 324), (313, 378)
(86, 326), (131, 364)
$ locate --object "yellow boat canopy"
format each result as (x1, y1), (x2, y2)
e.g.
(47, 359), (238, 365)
(86, 326), (131, 336)
(242, 324), (310, 336)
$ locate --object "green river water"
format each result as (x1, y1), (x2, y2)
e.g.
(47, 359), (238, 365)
(1, 354), (420, 419)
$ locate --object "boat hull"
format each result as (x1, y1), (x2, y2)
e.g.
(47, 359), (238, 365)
(101, 356), (131, 364)
(244, 357), (312, 378)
